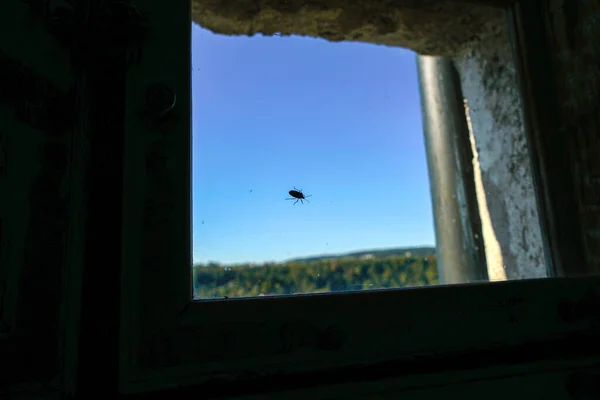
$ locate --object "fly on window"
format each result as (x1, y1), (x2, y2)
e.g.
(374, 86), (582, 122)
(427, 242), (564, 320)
(191, 11), (548, 300)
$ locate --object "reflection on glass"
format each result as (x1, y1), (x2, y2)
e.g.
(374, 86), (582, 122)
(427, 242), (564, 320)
(191, 25), (436, 299)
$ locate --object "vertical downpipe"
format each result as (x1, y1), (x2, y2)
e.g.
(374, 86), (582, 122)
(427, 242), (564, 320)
(416, 55), (488, 284)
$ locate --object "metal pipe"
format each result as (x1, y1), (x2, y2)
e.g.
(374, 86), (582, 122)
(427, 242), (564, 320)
(416, 55), (488, 285)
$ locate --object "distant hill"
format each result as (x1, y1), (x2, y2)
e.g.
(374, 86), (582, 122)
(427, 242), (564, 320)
(286, 246), (436, 263)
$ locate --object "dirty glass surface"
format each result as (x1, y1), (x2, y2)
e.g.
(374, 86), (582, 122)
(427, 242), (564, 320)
(191, 25), (438, 299)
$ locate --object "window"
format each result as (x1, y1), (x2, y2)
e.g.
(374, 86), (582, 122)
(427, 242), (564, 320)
(189, 7), (549, 299)
(191, 27), (438, 299)
(117, 0), (600, 394)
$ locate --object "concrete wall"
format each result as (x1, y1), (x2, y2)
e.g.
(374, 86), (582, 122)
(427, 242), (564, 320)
(453, 18), (547, 279)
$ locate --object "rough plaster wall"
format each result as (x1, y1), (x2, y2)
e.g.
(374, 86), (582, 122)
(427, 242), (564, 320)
(453, 19), (547, 279)
(191, 0), (504, 56)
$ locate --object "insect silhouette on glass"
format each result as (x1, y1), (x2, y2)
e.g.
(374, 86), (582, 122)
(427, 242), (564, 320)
(287, 187), (311, 205)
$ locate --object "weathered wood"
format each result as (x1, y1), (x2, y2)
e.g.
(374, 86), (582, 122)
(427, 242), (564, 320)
(123, 343), (600, 399)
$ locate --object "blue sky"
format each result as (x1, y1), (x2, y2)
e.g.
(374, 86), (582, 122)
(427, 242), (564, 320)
(191, 25), (435, 265)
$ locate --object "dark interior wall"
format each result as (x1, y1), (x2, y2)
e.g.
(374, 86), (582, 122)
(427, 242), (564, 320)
(1, 1), (130, 398)
(0, 0), (74, 395)
(543, 0), (600, 275)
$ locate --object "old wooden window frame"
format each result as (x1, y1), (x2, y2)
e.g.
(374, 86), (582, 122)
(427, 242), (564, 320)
(103, 0), (600, 396)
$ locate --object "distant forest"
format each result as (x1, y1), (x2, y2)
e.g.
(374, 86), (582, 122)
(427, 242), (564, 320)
(193, 246), (438, 298)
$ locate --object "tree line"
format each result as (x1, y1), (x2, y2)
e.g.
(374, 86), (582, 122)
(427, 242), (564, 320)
(193, 254), (438, 298)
